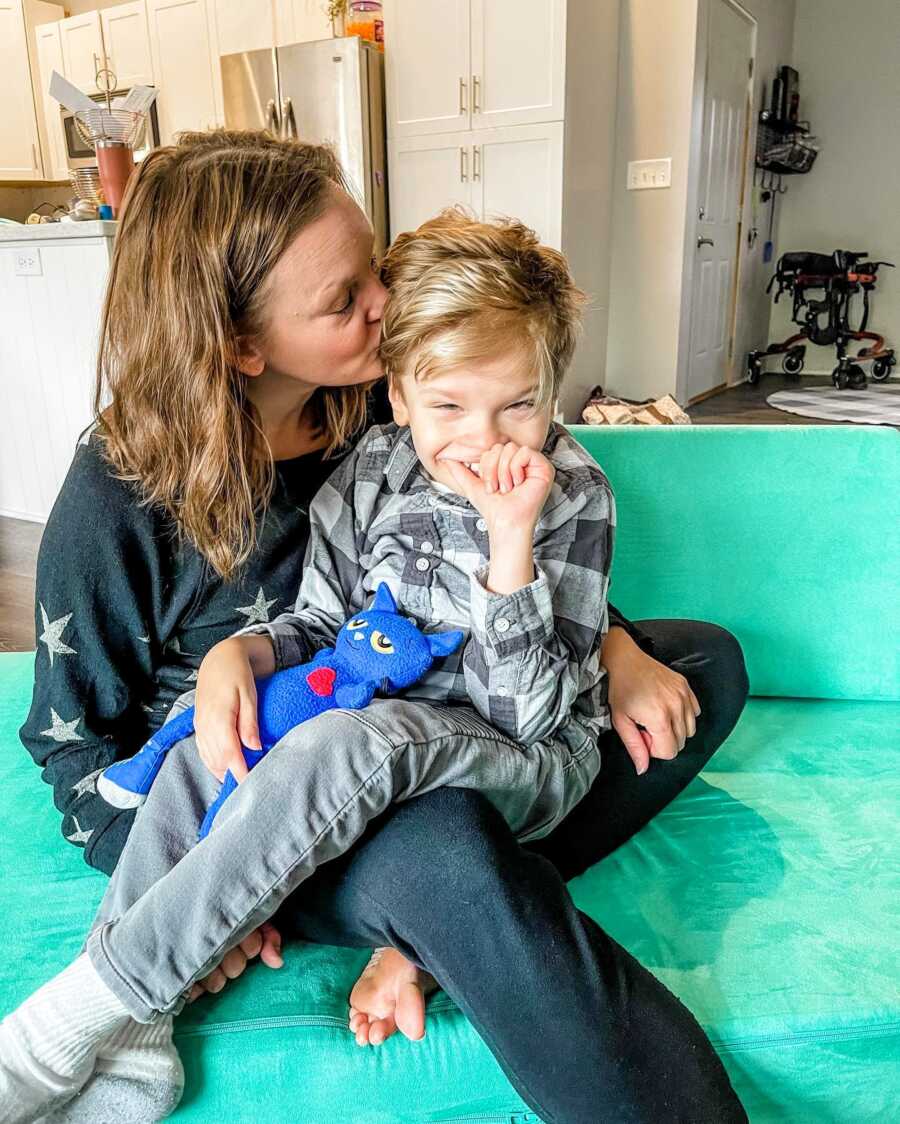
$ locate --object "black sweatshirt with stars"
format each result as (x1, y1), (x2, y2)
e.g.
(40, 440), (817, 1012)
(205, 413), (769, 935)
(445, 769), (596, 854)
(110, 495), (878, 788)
(20, 405), (653, 877)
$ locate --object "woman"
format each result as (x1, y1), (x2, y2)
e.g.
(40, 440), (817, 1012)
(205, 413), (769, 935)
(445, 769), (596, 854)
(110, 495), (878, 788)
(16, 130), (748, 1122)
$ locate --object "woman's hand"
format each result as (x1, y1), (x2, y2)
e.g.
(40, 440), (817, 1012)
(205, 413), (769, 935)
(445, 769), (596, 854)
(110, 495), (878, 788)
(186, 922), (283, 1002)
(195, 635), (275, 782)
(601, 627), (701, 775)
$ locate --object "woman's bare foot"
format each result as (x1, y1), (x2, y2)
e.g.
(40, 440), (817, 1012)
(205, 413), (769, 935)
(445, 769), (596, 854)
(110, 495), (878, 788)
(348, 948), (438, 1047)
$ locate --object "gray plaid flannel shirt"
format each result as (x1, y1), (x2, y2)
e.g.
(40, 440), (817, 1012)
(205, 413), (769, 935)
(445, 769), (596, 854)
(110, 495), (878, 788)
(241, 422), (615, 749)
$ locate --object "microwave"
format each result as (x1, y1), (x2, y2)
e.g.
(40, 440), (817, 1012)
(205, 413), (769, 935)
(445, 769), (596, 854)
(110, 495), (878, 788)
(62, 88), (161, 171)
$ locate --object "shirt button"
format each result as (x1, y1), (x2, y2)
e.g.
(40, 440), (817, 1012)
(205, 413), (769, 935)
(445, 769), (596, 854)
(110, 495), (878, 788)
(496, 686), (508, 697)
(495, 617), (510, 633)
(420, 540), (434, 553)
(476, 518), (487, 532)
(415, 557), (430, 572)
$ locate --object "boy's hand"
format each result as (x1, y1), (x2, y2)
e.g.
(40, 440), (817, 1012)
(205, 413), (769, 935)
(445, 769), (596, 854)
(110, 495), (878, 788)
(440, 442), (555, 534)
(195, 635), (274, 782)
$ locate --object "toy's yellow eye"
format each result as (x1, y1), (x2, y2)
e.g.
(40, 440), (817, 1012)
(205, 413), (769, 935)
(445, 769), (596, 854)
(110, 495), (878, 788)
(370, 631), (394, 654)
(347, 618), (367, 630)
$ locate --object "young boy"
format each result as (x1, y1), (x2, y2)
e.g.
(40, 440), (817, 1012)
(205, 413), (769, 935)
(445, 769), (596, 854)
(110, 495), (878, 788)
(0, 210), (616, 1120)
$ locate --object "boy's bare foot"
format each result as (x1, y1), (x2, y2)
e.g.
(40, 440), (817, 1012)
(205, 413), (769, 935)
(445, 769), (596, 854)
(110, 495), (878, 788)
(348, 948), (438, 1047)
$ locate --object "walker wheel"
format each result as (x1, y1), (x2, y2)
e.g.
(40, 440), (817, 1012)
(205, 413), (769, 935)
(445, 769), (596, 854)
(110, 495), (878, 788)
(871, 357), (894, 381)
(847, 364), (866, 389)
(832, 365), (849, 390)
(747, 357), (762, 385)
(782, 351), (804, 377)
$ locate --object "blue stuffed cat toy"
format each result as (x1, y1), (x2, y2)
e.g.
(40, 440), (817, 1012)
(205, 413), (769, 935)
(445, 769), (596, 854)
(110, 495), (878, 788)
(98, 584), (463, 839)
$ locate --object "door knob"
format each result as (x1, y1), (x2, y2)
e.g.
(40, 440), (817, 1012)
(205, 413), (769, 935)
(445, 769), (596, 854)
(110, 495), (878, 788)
(697, 236), (715, 248)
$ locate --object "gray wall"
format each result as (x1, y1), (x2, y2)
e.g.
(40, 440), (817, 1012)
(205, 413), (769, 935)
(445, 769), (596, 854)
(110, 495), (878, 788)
(603, 0), (795, 404)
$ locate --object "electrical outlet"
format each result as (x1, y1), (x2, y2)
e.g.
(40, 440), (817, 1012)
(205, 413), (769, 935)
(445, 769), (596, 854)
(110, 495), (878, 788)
(627, 158), (672, 190)
(13, 248), (42, 276)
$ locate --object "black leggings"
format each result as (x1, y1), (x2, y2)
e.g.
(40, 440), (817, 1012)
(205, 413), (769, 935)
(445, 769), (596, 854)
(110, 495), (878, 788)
(279, 620), (750, 1123)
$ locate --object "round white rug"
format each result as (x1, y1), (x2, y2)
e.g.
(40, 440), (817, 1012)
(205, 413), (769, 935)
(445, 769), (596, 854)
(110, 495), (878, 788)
(766, 386), (900, 426)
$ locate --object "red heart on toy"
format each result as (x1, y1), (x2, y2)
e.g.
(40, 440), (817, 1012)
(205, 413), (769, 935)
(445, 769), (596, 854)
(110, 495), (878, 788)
(306, 666), (336, 697)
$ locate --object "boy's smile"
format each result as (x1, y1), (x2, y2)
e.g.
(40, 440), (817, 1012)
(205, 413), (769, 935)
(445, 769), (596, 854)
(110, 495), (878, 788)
(387, 351), (553, 494)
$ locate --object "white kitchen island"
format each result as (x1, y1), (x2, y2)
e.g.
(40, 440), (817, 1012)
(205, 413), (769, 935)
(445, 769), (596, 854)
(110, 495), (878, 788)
(0, 221), (116, 521)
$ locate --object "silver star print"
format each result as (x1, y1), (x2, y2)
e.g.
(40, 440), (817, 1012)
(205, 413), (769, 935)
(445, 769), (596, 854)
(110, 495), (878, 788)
(137, 635), (150, 645)
(235, 587), (277, 624)
(65, 814), (93, 845)
(71, 768), (103, 799)
(39, 604), (77, 666)
(40, 708), (84, 743)
(185, 668), (199, 682)
(165, 637), (182, 654)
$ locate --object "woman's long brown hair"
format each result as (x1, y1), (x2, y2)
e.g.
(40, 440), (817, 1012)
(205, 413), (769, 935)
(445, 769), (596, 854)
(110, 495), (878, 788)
(94, 129), (372, 580)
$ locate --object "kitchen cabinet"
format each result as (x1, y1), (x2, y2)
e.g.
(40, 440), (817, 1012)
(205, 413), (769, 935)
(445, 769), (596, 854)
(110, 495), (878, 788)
(34, 21), (69, 181)
(274, 0), (332, 47)
(60, 4), (153, 95)
(388, 130), (474, 235)
(0, 223), (116, 521)
(101, 1), (154, 88)
(146, 0), (219, 141)
(383, 0), (565, 138)
(389, 122), (562, 248)
(384, 0), (619, 420)
(59, 10), (105, 94)
(470, 0), (565, 130)
(0, 0), (65, 182)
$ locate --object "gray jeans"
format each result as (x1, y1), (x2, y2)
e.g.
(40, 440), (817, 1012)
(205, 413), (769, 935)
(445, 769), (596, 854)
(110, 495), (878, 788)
(86, 697), (599, 1022)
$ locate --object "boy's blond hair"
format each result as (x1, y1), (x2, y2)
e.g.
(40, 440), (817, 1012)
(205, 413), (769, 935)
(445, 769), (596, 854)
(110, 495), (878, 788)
(380, 209), (587, 408)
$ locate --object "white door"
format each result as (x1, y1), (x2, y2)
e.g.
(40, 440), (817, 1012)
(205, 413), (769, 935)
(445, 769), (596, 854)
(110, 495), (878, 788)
(473, 122), (563, 248)
(687, 0), (754, 399)
(35, 21), (69, 182)
(384, 0), (470, 137)
(388, 131), (473, 240)
(0, 0), (43, 181)
(60, 10), (105, 94)
(147, 0), (219, 141)
(100, 2), (154, 89)
(470, 0), (565, 130)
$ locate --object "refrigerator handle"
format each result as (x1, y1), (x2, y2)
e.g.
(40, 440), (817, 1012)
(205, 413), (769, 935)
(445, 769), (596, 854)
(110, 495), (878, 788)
(265, 99), (280, 137)
(281, 97), (297, 139)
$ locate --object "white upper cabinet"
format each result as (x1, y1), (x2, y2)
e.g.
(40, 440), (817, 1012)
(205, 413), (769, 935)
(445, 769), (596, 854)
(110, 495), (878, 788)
(146, 0), (219, 141)
(59, 10), (105, 94)
(101, 1), (154, 88)
(0, 0), (44, 180)
(384, 0), (470, 137)
(274, 0), (332, 47)
(470, 0), (565, 130)
(34, 21), (68, 181)
(384, 0), (565, 138)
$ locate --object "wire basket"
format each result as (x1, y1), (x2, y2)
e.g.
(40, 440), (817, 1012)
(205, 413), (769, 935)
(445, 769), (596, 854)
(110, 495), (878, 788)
(70, 167), (104, 204)
(74, 107), (147, 150)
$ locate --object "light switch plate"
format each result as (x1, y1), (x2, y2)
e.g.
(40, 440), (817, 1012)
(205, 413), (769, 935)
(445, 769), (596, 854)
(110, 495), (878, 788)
(627, 158), (672, 190)
(13, 248), (42, 276)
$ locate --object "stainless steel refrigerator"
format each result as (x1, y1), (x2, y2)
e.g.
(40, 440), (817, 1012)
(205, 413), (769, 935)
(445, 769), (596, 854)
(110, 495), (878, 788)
(221, 37), (388, 254)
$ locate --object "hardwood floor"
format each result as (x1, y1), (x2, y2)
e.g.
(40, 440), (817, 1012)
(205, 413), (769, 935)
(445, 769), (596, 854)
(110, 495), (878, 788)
(0, 517), (42, 653)
(1, 373), (894, 653)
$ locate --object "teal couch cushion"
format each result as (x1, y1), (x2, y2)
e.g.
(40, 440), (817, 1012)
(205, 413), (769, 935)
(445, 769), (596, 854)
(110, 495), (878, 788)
(2, 425), (898, 1121)
(570, 425), (900, 702)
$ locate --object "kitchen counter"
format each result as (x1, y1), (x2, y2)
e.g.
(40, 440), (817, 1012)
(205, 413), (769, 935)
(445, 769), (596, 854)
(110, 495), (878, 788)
(0, 220), (117, 242)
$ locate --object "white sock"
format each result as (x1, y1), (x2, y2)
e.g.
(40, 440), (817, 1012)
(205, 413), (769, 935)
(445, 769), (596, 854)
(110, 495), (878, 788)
(0, 953), (129, 1123)
(40, 1018), (184, 1123)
